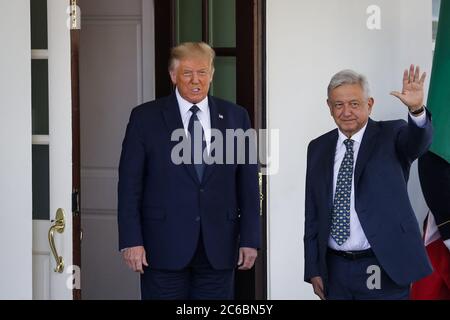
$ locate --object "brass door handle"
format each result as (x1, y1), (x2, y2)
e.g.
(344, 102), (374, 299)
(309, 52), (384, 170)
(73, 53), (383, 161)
(48, 208), (66, 273)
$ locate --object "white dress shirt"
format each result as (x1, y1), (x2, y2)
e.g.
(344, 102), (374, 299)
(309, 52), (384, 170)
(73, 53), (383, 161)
(176, 88), (212, 154)
(328, 111), (427, 251)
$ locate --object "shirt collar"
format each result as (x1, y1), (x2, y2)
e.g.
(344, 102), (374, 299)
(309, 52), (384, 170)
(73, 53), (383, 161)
(175, 88), (209, 117)
(337, 121), (368, 146)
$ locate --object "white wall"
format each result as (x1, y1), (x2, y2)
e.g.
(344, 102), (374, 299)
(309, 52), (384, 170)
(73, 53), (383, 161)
(266, 0), (432, 299)
(0, 0), (32, 299)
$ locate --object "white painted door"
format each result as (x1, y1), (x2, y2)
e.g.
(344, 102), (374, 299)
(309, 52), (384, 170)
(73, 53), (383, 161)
(0, 0), (33, 300)
(31, 0), (73, 300)
(0, 0), (73, 300)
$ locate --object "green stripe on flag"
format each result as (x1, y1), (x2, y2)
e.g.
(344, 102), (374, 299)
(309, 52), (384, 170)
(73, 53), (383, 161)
(428, 0), (450, 163)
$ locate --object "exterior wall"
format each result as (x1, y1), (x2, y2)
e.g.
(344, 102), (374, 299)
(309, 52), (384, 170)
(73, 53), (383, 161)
(266, 0), (432, 299)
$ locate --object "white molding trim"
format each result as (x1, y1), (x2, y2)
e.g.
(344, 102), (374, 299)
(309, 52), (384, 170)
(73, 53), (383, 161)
(31, 50), (49, 60)
(32, 135), (50, 145)
(46, 0), (73, 299)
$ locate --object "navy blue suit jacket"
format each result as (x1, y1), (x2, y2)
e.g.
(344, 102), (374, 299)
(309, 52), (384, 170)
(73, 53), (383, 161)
(304, 114), (433, 286)
(118, 93), (260, 271)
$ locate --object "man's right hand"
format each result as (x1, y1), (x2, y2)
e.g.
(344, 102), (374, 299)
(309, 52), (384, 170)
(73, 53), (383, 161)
(311, 276), (326, 300)
(122, 246), (148, 274)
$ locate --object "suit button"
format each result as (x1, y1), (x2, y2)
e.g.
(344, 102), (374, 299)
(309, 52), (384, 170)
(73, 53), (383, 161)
(200, 189), (205, 193)
(195, 216), (201, 222)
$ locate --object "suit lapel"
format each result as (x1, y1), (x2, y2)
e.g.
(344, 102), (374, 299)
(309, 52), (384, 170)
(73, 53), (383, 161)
(161, 93), (200, 184)
(354, 118), (380, 188)
(324, 130), (338, 217)
(322, 120), (379, 224)
(202, 96), (225, 185)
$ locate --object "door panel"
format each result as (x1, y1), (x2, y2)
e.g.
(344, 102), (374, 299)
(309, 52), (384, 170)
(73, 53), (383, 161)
(31, 0), (48, 49)
(0, 0), (33, 300)
(211, 56), (237, 103)
(31, 0), (73, 300)
(208, 0), (236, 48)
(31, 59), (50, 135)
(32, 144), (50, 220)
(176, 0), (202, 43)
(79, 0), (154, 299)
(33, 221), (52, 300)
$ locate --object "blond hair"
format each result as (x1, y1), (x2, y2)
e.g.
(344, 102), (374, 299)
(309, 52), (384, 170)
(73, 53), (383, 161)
(169, 42), (216, 72)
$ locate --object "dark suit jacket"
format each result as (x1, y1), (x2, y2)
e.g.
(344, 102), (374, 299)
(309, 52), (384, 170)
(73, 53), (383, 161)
(118, 93), (260, 271)
(419, 151), (450, 241)
(304, 114), (434, 286)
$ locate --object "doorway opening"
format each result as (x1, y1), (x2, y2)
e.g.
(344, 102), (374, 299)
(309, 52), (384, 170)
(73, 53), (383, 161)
(77, 0), (266, 299)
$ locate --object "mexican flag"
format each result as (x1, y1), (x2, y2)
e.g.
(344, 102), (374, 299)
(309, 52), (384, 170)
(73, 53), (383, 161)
(411, 0), (450, 300)
(427, 0), (450, 163)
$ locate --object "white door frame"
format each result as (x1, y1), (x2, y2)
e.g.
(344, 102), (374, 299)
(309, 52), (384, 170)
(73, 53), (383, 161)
(32, 0), (73, 300)
(48, 0), (73, 299)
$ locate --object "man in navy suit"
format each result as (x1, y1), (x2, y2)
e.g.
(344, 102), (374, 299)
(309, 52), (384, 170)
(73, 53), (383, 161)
(304, 66), (433, 300)
(118, 42), (259, 300)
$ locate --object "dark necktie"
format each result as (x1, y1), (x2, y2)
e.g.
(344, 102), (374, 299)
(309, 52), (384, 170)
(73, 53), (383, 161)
(188, 105), (206, 181)
(331, 139), (354, 246)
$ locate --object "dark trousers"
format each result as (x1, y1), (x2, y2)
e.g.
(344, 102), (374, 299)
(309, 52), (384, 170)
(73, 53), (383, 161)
(140, 235), (235, 300)
(326, 250), (410, 300)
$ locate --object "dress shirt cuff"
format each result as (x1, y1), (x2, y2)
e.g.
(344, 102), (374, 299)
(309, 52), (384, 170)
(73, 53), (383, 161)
(409, 109), (427, 128)
(444, 239), (450, 252)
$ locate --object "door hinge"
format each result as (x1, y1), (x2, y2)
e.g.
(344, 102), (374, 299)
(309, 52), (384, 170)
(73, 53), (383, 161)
(72, 189), (80, 216)
(69, 0), (81, 30)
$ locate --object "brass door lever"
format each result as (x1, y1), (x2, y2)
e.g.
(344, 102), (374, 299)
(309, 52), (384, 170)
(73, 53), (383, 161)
(48, 208), (65, 273)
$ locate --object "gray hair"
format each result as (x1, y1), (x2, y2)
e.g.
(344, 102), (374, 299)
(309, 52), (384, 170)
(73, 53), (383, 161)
(327, 70), (371, 100)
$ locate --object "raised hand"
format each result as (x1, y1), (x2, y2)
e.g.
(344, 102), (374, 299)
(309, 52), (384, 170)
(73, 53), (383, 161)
(390, 64), (426, 112)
